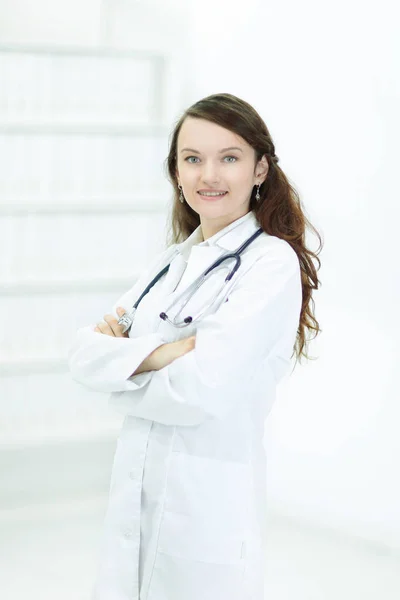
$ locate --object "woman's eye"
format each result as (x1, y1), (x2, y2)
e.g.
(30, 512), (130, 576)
(185, 156), (237, 163)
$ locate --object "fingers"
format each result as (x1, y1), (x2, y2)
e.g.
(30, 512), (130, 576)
(95, 320), (116, 336)
(94, 307), (128, 337)
(104, 314), (125, 337)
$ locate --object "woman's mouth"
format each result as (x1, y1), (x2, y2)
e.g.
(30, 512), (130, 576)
(197, 191), (228, 201)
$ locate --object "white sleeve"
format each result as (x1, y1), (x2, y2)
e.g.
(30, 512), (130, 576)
(67, 247), (175, 393)
(109, 241), (302, 425)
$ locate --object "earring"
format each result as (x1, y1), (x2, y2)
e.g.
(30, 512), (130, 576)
(255, 183), (261, 202)
(178, 185), (184, 203)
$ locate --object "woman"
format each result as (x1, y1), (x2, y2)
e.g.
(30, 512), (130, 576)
(68, 92), (322, 600)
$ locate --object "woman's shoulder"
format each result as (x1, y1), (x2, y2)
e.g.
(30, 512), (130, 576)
(251, 231), (300, 269)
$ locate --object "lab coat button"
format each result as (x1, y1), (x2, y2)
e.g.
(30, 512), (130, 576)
(129, 469), (137, 479)
(124, 529), (133, 539)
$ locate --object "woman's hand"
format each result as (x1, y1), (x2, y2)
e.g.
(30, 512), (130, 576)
(132, 336), (196, 376)
(94, 307), (129, 338)
(94, 306), (196, 375)
(148, 336), (196, 371)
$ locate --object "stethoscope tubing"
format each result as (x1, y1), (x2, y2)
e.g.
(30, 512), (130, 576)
(117, 227), (263, 333)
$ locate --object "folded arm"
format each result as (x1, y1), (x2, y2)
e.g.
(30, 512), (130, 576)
(68, 246), (177, 393)
(68, 326), (166, 393)
(110, 241), (303, 426)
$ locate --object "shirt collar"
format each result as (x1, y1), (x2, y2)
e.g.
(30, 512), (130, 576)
(175, 211), (261, 262)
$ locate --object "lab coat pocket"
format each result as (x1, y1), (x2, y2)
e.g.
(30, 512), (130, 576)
(164, 452), (251, 533)
(158, 510), (246, 566)
(147, 511), (246, 600)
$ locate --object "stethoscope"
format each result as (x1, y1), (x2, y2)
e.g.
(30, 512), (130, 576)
(117, 227), (264, 333)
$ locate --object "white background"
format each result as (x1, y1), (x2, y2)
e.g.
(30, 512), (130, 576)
(0, 0), (399, 598)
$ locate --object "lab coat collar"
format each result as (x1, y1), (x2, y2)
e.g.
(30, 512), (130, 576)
(175, 211), (261, 263)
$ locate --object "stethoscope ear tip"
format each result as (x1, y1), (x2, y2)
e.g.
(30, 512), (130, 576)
(158, 312), (192, 324)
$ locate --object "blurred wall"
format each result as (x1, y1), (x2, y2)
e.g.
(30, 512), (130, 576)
(0, 0), (191, 521)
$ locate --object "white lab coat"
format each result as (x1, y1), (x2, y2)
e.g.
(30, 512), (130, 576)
(68, 210), (302, 600)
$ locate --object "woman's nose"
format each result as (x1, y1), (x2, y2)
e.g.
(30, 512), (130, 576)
(201, 161), (220, 183)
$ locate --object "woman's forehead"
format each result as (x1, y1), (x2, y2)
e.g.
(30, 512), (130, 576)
(177, 118), (249, 153)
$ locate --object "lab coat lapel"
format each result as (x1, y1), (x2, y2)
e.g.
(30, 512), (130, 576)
(159, 252), (187, 296)
(160, 246), (223, 299)
(160, 211), (261, 302)
(174, 246), (224, 294)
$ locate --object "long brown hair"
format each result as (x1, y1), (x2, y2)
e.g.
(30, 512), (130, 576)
(163, 93), (323, 364)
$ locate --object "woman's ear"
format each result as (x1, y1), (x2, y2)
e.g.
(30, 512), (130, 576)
(256, 154), (269, 184)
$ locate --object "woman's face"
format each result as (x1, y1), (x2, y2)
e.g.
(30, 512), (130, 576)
(175, 117), (268, 237)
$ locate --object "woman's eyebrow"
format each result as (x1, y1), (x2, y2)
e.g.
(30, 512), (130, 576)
(180, 146), (243, 154)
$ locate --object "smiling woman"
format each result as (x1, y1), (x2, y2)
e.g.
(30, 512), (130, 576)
(175, 119), (269, 240)
(68, 92), (323, 600)
(166, 92), (322, 363)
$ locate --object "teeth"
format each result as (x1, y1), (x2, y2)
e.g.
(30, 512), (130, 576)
(199, 192), (226, 197)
